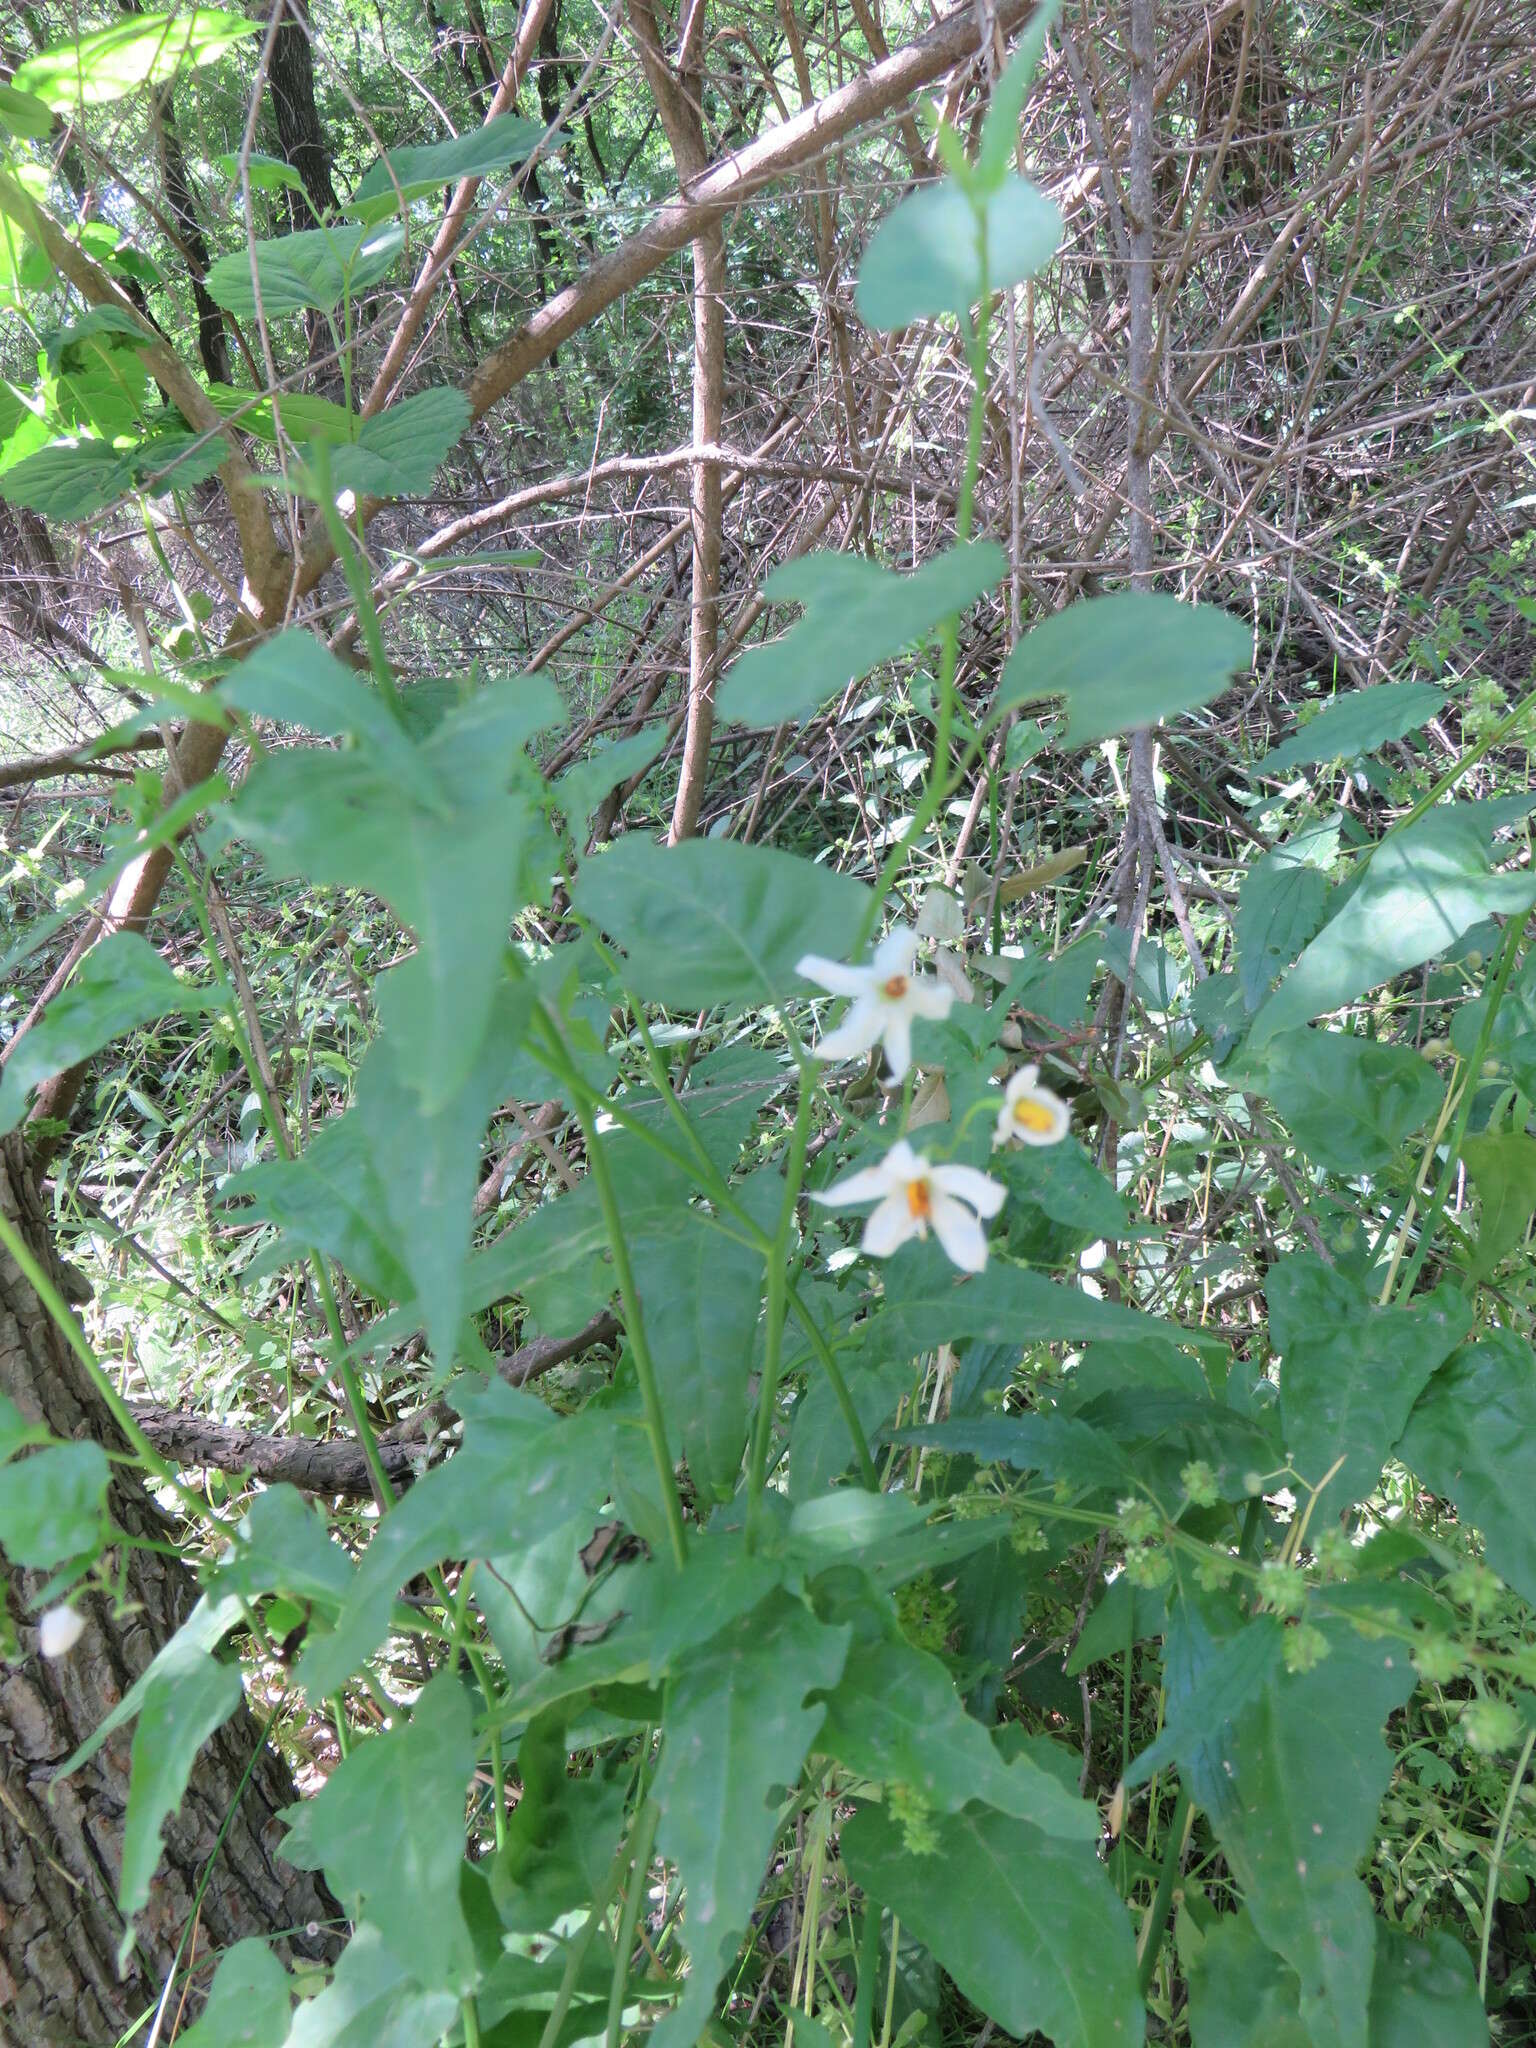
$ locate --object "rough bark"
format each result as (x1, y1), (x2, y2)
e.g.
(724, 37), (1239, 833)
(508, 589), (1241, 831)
(0, 1136), (335, 2046)
(269, 0), (338, 227)
(151, 85), (230, 386)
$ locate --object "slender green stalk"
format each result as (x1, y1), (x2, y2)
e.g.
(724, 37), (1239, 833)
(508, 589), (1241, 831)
(605, 1796), (660, 2048)
(1480, 1725), (1535, 1998)
(849, 1902), (880, 2048)
(1135, 1784), (1192, 1997)
(747, 1063), (819, 1535)
(569, 1093), (688, 1566)
(537, 1826), (634, 2048)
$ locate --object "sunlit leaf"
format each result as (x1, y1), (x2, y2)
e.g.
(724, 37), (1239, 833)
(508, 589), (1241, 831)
(205, 222), (405, 319)
(15, 9), (259, 110)
(856, 175), (1062, 330)
(1253, 681), (1445, 778)
(347, 113), (544, 223)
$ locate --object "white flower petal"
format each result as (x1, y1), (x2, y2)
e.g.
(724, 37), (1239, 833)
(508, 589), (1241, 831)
(882, 1139), (925, 1180)
(811, 998), (885, 1063)
(931, 1162), (1007, 1218)
(880, 1009), (915, 1082)
(1006, 1064), (1041, 1094)
(907, 976), (957, 1021)
(929, 1192), (989, 1272)
(814, 1160), (899, 1207)
(871, 928), (919, 978)
(38, 1604), (86, 1659)
(862, 1193), (920, 1259)
(997, 1067), (1072, 1146)
(797, 953), (875, 998)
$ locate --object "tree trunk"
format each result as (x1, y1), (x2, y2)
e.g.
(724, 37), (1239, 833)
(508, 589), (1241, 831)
(269, 0), (337, 228)
(0, 1136), (335, 2046)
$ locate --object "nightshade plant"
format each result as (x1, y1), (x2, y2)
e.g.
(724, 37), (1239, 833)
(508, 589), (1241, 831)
(0, 14), (1532, 2048)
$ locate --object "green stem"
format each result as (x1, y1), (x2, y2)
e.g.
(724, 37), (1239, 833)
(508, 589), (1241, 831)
(746, 1064), (818, 1536)
(569, 1090), (687, 1566)
(605, 1796), (660, 2048)
(537, 1824), (634, 2048)
(1135, 1783), (1192, 1998)
(1480, 1724), (1535, 1998)
(850, 1901), (880, 2048)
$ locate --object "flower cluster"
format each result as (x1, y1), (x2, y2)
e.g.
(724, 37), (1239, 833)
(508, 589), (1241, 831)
(800, 929), (1073, 1273)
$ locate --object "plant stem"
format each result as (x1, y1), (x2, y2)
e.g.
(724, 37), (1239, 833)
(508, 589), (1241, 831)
(1135, 1783), (1192, 1997)
(1480, 1724), (1534, 1998)
(605, 1797), (661, 2048)
(570, 1092), (688, 1566)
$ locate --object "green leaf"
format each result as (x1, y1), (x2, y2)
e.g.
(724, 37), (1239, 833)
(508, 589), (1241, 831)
(1458, 1131), (1536, 1279)
(208, 1486), (352, 1608)
(0, 82), (54, 138)
(296, 1382), (615, 1699)
(0, 1441), (109, 1568)
(282, 1925), (458, 2048)
(174, 1940), (293, 2048)
(0, 437), (135, 520)
(573, 837), (871, 1012)
(119, 1648), (244, 1962)
(214, 149), (308, 195)
(1398, 1330), (1536, 1609)
(1232, 820), (1338, 1013)
(841, 1799), (1142, 2048)
(891, 1412), (1130, 1492)
(205, 223), (406, 319)
(207, 381), (358, 445)
(347, 113), (544, 223)
(632, 1209), (762, 1501)
(814, 1596), (1096, 1837)
(650, 1591), (850, 2048)
(227, 656), (561, 1110)
(1268, 1255), (1469, 1520)
(1249, 805), (1536, 1050)
(1185, 1916), (1486, 2048)
(42, 305), (153, 370)
(856, 176), (1062, 330)
(550, 730), (666, 830)
(995, 591), (1251, 745)
(225, 1109), (412, 1307)
(308, 387), (471, 500)
(1162, 1590), (1415, 2048)
(975, 0), (1062, 188)
(280, 1672), (476, 1992)
(1124, 1617), (1284, 1789)
(1368, 1924), (1488, 2044)
(0, 931), (215, 1137)
(1254, 681), (1445, 778)
(15, 9), (259, 109)
(349, 967), (534, 1361)
(1238, 1029), (1442, 1176)
(715, 542), (1004, 727)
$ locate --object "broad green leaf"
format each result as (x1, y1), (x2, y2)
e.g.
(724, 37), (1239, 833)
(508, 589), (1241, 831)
(228, 659), (561, 1109)
(1073, 1388), (1277, 1505)
(0, 437), (135, 520)
(0, 931), (216, 1137)
(551, 729), (666, 830)
(891, 1412), (1131, 1492)
(207, 381), (358, 445)
(349, 969), (533, 1361)
(308, 387), (471, 500)
(716, 542), (1004, 727)
(347, 113), (544, 223)
(1254, 681), (1445, 778)
(42, 304), (152, 369)
(0, 82), (53, 138)
(1268, 1255), (1468, 1519)
(632, 1209), (762, 1501)
(790, 1354), (909, 1502)
(1185, 1915), (1487, 2048)
(0, 1441), (109, 1568)
(219, 626), (412, 758)
(1398, 1331), (1536, 1609)
(133, 428), (229, 494)
(1184, 1911), (1311, 2048)
(297, 1381), (615, 1699)
(57, 1596), (243, 1781)
(119, 1649), (244, 1962)
(650, 1592), (850, 2048)
(225, 1110), (412, 1307)
(1368, 1924), (1488, 2044)
(208, 1486), (351, 1608)
(1162, 1590), (1415, 2048)
(0, 1398), (49, 1462)
(842, 1799), (1143, 2048)
(205, 223), (406, 319)
(876, 1259), (1195, 1356)
(15, 9), (259, 109)
(1458, 1131), (1536, 1279)
(573, 836), (871, 1011)
(1233, 819), (1338, 1012)
(0, 378), (49, 471)
(998, 1135), (1136, 1242)
(856, 175), (1062, 330)
(214, 149), (308, 194)
(282, 1925), (457, 2048)
(490, 1709), (628, 1934)
(995, 591), (1251, 745)
(174, 1940), (292, 2048)
(1250, 805), (1536, 1050)
(1238, 1029), (1441, 1176)
(280, 1672), (476, 1992)
(1125, 1617), (1284, 1789)
(975, 0), (1062, 187)
(813, 1599), (1096, 1836)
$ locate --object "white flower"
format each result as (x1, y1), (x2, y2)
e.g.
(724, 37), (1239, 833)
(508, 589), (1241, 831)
(814, 1138), (1005, 1274)
(37, 1604), (86, 1659)
(796, 928), (953, 1083)
(994, 1064), (1071, 1148)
